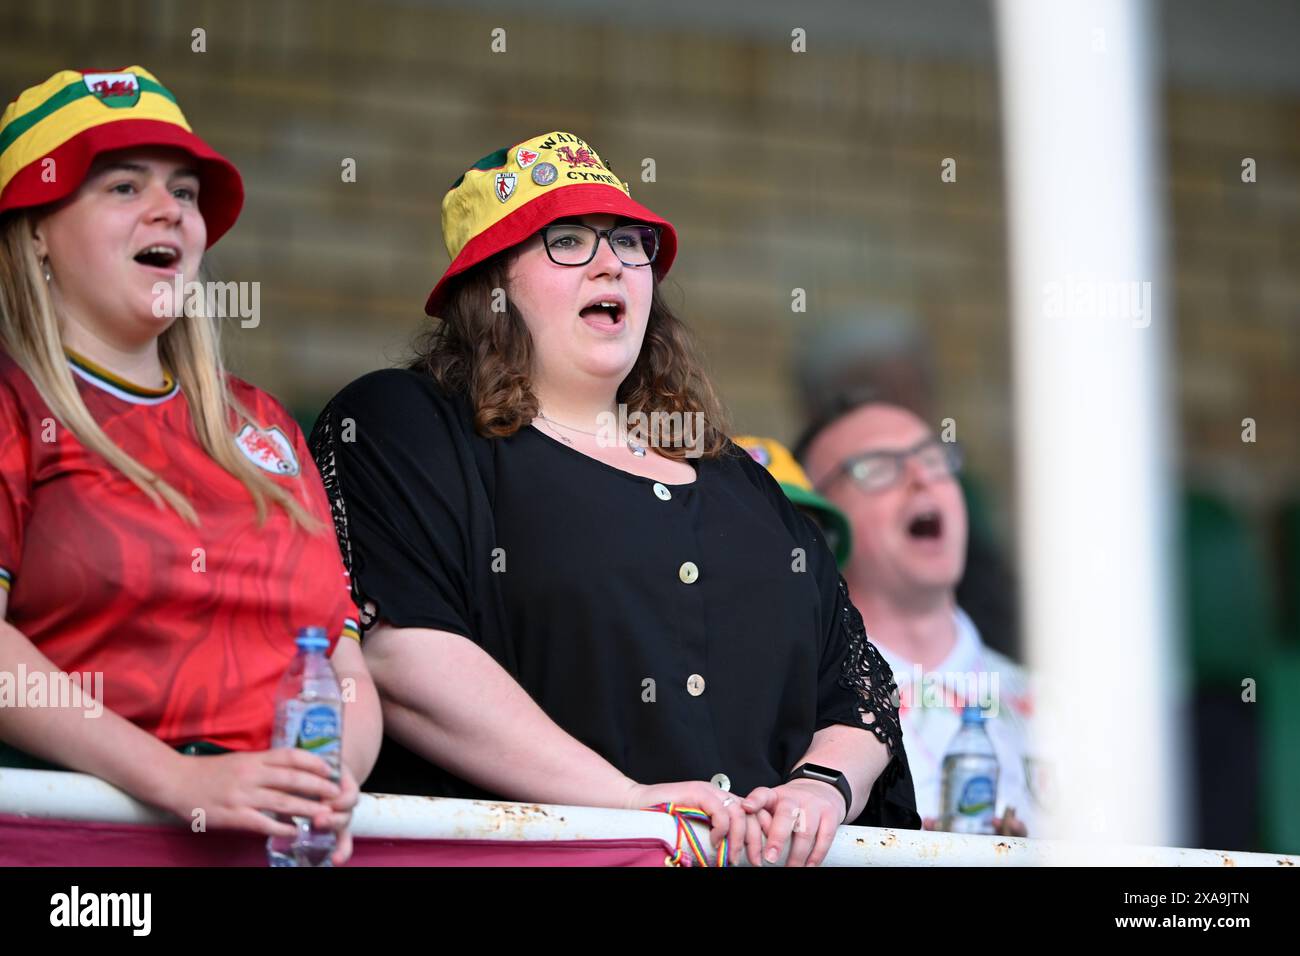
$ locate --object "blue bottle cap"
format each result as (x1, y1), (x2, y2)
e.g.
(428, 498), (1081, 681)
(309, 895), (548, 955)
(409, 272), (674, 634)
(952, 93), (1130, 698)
(294, 626), (329, 651)
(961, 705), (985, 723)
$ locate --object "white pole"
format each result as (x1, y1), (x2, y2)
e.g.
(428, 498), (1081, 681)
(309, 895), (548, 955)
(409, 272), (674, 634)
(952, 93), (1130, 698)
(994, 0), (1187, 853)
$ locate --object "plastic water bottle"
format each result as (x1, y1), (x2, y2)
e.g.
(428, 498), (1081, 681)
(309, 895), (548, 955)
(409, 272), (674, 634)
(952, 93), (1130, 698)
(940, 706), (999, 834)
(266, 627), (342, 867)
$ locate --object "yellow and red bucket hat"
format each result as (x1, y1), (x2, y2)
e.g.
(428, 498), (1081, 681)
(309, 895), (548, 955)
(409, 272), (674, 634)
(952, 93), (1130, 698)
(426, 130), (677, 316)
(0, 66), (243, 246)
(734, 435), (853, 568)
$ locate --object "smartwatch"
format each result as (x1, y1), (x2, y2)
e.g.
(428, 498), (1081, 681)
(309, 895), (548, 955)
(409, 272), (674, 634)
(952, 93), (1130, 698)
(784, 763), (852, 822)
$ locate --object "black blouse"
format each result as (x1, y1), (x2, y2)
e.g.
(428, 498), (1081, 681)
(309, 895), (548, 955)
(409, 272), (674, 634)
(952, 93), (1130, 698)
(309, 368), (920, 829)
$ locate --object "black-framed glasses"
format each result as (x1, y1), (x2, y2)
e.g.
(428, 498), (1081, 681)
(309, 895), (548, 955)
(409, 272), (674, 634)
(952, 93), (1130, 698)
(816, 438), (963, 495)
(538, 222), (661, 267)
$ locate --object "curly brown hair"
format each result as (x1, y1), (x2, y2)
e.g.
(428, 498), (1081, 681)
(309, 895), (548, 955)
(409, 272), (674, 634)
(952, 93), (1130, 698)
(409, 249), (732, 460)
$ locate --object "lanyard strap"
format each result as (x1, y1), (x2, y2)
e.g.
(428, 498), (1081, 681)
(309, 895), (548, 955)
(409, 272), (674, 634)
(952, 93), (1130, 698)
(643, 802), (729, 867)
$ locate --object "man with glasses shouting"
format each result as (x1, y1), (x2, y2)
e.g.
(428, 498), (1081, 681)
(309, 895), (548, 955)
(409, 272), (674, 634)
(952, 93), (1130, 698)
(797, 401), (1051, 837)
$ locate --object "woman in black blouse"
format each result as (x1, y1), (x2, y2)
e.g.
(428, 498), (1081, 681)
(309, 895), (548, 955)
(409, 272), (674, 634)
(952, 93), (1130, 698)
(311, 131), (919, 866)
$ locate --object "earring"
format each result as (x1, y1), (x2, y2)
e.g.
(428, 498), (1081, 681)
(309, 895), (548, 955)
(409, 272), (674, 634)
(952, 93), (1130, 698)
(41, 258), (52, 283)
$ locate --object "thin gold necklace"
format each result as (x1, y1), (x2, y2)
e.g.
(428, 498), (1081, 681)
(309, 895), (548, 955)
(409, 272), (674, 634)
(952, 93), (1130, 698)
(536, 410), (647, 457)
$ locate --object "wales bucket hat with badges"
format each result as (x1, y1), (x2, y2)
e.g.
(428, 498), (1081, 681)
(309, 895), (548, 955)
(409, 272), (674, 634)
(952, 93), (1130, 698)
(0, 66), (243, 246)
(425, 131), (678, 316)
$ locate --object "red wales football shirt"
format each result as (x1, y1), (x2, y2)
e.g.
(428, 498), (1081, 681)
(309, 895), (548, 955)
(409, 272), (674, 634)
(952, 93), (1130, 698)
(0, 350), (359, 751)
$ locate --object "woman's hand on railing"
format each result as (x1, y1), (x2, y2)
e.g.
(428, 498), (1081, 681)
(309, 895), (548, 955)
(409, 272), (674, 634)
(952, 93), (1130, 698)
(922, 810), (1029, 838)
(741, 780), (846, 867)
(156, 747), (342, 840)
(622, 780), (749, 865)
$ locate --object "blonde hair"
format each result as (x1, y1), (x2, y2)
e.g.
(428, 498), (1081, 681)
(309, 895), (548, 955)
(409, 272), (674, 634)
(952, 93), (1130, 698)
(0, 211), (317, 529)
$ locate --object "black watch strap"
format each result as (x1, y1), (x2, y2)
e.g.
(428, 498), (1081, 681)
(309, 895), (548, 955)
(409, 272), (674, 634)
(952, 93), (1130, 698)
(784, 763), (852, 821)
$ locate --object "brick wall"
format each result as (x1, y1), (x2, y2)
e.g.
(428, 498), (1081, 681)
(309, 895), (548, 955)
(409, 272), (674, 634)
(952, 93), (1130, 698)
(2, 0), (1296, 534)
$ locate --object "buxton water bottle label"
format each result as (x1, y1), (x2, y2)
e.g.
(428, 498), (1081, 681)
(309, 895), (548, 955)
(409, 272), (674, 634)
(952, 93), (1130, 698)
(296, 704), (341, 754)
(958, 776), (995, 816)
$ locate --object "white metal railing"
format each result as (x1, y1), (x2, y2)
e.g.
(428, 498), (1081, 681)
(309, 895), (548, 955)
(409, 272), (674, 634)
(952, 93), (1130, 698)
(1, 768), (1294, 866)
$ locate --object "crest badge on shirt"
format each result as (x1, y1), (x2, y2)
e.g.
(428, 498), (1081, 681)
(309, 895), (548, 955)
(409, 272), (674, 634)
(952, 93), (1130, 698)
(235, 424), (300, 477)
